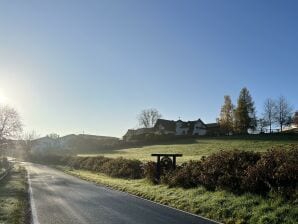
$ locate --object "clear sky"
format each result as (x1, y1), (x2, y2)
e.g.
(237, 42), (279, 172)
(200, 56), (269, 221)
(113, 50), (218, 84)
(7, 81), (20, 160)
(0, 1), (297, 137)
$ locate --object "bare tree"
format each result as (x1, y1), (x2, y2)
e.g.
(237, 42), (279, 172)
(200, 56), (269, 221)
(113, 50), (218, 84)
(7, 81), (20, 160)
(22, 131), (39, 156)
(47, 133), (60, 139)
(294, 111), (298, 127)
(263, 98), (276, 133)
(138, 108), (162, 128)
(257, 118), (268, 133)
(0, 105), (23, 155)
(274, 96), (293, 132)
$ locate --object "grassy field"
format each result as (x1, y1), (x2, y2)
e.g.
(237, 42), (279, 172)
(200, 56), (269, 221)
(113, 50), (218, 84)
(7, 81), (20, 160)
(79, 135), (298, 162)
(0, 166), (30, 224)
(58, 166), (298, 224)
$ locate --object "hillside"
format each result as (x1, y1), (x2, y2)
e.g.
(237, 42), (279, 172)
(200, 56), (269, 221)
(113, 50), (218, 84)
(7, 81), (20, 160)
(30, 134), (120, 154)
(79, 134), (298, 162)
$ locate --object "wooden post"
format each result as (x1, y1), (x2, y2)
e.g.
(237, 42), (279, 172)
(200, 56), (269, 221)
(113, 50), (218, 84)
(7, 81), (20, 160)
(173, 156), (176, 169)
(156, 155), (161, 180)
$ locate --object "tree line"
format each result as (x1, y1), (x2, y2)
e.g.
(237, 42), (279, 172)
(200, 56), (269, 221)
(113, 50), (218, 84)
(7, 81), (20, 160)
(218, 87), (296, 134)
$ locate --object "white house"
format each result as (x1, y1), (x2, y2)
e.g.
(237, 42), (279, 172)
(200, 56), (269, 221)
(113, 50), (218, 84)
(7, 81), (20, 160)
(123, 118), (216, 141)
(174, 119), (207, 136)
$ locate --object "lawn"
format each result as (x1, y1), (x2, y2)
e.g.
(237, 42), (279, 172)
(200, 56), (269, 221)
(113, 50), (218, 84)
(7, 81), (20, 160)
(58, 166), (298, 224)
(78, 135), (298, 162)
(0, 166), (30, 224)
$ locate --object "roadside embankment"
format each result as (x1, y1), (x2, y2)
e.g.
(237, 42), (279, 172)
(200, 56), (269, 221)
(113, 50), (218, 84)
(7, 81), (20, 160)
(0, 164), (31, 224)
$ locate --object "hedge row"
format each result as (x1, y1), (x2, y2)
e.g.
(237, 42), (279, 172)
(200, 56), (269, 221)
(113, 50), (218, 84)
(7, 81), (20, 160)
(146, 147), (298, 198)
(63, 156), (143, 179)
(29, 147), (297, 198)
(28, 154), (143, 179)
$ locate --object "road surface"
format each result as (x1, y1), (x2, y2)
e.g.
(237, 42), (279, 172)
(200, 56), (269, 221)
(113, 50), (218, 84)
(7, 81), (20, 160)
(25, 162), (218, 224)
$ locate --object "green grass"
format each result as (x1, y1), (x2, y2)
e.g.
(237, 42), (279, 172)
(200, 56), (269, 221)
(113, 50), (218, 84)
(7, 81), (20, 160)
(58, 166), (298, 224)
(0, 166), (30, 224)
(79, 135), (298, 163)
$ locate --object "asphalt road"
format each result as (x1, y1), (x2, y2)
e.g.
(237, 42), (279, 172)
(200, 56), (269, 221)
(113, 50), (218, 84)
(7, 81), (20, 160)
(25, 163), (218, 224)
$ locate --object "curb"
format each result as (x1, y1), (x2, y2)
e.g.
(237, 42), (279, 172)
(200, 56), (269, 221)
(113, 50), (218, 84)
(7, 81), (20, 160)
(26, 169), (40, 224)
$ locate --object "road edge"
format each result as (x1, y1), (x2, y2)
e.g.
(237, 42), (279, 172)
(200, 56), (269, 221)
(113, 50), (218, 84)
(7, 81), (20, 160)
(58, 167), (222, 224)
(27, 169), (40, 224)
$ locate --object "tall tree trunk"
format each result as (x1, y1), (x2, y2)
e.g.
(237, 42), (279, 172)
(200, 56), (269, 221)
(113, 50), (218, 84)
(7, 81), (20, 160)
(269, 123), (272, 133)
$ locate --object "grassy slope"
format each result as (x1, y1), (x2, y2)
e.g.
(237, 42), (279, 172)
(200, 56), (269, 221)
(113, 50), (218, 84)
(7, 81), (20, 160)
(0, 166), (30, 224)
(79, 135), (298, 162)
(59, 166), (298, 224)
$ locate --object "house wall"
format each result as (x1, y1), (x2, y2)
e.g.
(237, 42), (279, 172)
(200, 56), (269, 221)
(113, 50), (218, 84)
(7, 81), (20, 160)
(192, 121), (207, 135)
(193, 128), (207, 135)
(176, 127), (189, 135)
(156, 124), (175, 135)
(175, 121), (189, 135)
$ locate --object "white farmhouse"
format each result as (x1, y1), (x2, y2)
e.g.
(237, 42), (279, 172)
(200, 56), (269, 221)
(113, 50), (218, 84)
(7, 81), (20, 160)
(123, 118), (218, 141)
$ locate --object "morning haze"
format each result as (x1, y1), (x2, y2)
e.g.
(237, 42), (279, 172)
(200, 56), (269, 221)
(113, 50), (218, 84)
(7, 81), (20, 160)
(0, 1), (297, 137)
(0, 1), (297, 224)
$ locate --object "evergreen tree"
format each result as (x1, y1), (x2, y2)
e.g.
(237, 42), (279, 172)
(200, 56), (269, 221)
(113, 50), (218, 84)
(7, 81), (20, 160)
(234, 88), (257, 134)
(218, 95), (234, 134)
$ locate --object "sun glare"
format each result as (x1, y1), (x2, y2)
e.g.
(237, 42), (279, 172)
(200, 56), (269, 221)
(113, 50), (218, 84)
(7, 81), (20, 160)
(0, 93), (9, 105)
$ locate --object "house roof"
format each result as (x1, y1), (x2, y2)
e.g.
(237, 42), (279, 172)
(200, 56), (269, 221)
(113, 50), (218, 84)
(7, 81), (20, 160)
(123, 129), (135, 137)
(197, 119), (207, 127)
(206, 123), (220, 128)
(123, 128), (154, 137)
(154, 119), (176, 131)
(186, 119), (207, 134)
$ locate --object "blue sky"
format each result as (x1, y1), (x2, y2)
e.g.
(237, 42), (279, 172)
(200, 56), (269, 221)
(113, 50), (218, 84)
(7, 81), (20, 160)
(0, 1), (297, 137)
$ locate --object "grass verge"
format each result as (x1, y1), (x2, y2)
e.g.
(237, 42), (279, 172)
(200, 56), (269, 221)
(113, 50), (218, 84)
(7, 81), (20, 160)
(0, 165), (31, 224)
(57, 166), (298, 224)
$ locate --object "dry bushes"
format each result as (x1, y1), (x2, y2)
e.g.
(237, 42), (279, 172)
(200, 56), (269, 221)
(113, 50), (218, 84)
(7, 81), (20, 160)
(243, 147), (298, 198)
(65, 156), (143, 179)
(144, 147), (298, 198)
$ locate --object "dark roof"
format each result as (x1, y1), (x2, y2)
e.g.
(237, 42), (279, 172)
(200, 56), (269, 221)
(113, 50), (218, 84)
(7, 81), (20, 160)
(31, 136), (53, 143)
(197, 119), (207, 127)
(123, 129), (135, 136)
(180, 122), (191, 128)
(206, 123), (220, 128)
(154, 119), (176, 131)
(123, 128), (155, 137)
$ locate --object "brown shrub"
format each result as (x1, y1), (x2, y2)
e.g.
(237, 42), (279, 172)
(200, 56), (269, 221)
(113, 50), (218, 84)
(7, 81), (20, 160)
(143, 161), (159, 184)
(101, 157), (143, 179)
(199, 150), (261, 192)
(162, 161), (203, 188)
(243, 147), (298, 197)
